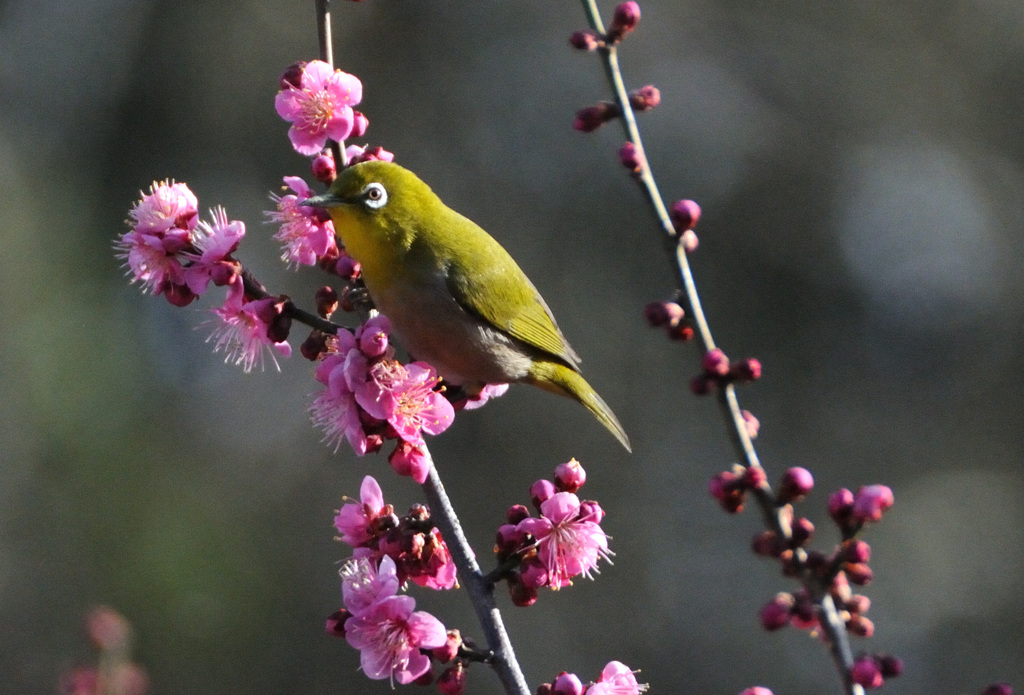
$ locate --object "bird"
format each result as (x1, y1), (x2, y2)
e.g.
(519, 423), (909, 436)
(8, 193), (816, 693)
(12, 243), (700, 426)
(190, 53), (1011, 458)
(303, 160), (630, 452)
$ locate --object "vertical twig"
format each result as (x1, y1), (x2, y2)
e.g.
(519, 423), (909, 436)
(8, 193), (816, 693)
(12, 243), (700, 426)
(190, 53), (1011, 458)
(577, 1), (862, 693)
(315, 0), (345, 169)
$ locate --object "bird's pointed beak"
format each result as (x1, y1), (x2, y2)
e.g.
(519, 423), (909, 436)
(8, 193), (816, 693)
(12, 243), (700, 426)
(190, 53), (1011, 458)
(299, 191), (347, 209)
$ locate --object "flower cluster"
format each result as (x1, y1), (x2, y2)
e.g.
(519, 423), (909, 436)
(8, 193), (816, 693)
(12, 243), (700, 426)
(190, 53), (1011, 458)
(309, 315), (455, 477)
(334, 476), (457, 590)
(708, 463), (900, 686)
(329, 555), (448, 685)
(117, 183), (293, 371)
(493, 460), (611, 606)
(538, 661), (647, 695)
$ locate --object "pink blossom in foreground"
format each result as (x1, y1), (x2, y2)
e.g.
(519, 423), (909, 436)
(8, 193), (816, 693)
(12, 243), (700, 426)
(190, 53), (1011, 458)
(117, 181), (199, 294)
(207, 279), (292, 372)
(517, 491), (611, 588)
(275, 60), (363, 156)
(344, 593), (446, 684)
(387, 363), (455, 446)
(183, 207), (245, 295)
(334, 475), (387, 547)
(340, 554), (400, 617)
(266, 176), (337, 267)
(585, 661), (648, 695)
(310, 344), (373, 455)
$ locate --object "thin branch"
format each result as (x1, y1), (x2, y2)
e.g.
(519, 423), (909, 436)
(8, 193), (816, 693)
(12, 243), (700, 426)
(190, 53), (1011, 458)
(420, 450), (532, 695)
(315, 0), (345, 169)
(577, 1), (862, 693)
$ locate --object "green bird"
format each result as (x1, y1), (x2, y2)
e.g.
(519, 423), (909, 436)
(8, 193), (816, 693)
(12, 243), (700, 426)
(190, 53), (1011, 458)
(304, 161), (630, 452)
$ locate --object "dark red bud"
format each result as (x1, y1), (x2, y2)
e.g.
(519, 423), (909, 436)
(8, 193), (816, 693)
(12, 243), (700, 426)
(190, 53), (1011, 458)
(846, 614), (874, 637)
(279, 61), (306, 90)
(730, 358), (762, 382)
(506, 504), (531, 525)
(619, 141), (644, 173)
(312, 151), (336, 184)
(844, 562), (874, 586)
(606, 1), (641, 42)
(573, 102), (620, 132)
(702, 348), (731, 377)
(300, 330), (328, 361)
(878, 656), (904, 679)
(791, 517), (815, 547)
(777, 467), (815, 504)
(629, 85), (661, 111)
(569, 30), (602, 51)
(643, 300), (684, 327)
(670, 199), (701, 231)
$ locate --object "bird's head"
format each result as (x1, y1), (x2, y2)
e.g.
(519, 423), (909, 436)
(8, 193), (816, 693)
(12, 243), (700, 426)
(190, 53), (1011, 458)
(302, 161), (440, 251)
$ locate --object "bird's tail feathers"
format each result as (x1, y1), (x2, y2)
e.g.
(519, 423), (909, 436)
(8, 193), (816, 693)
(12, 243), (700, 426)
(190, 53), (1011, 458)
(527, 360), (631, 453)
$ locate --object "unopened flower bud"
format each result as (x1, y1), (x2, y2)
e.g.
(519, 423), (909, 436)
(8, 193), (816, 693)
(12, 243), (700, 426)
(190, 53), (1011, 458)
(679, 228), (699, 253)
(669, 199), (701, 231)
(738, 689), (774, 695)
(606, 1), (641, 43)
(530, 479), (557, 509)
(709, 470), (745, 513)
(730, 357), (762, 382)
(432, 629), (462, 664)
(578, 500), (605, 523)
(844, 562), (873, 586)
(851, 656), (883, 689)
(163, 281), (197, 307)
(437, 663), (467, 695)
(791, 517), (814, 547)
(828, 488), (855, 526)
(752, 530), (781, 557)
(300, 330), (328, 360)
(878, 655), (903, 679)
(554, 458), (586, 492)
(334, 253), (361, 280)
(777, 467), (814, 504)
(552, 672), (584, 695)
(325, 609), (349, 637)
(629, 85), (661, 111)
(351, 111), (369, 138)
(315, 286), (338, 318)
(644, 300), (684, 327)
(508, 577), (538, 607)
(312, 151), (336, 184)
(846, 594), (871, 615)
(358, 325), (388, 358)
(619, 141), (644, 173)
(279, 61), (306, 90)
(843, 539), (871, 564)
(759, 593), (793, 631)
(690, 374), (713, 395)
(569, 29), (602, 51)
(702, 348), (731, 377)
(507, 504), (531, 525)
(852, 484), (894, 523)
(573, 102), (620, 132)
(846, 614), (874, 637)
(668, 322), (695, 341)
(742, 410), (760, 439)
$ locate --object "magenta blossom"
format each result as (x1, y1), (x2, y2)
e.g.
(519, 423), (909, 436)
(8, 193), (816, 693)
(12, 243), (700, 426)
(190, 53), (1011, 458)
(183, 207), (245, 295)
(340, 554), (400, 617)
(387, 363), (455, 446)
(585, 661), (648, 695)
(517, 491), (611, 588)
(207, 278), (292, 372)
(117, 180), (199, 294)
(334, 475), (387, 547)
(275, 60), (363, 156)
(344, 591), (447, 684)
(388, 441), (432, 484)
(310, 343), (373, 455)
(266, 176), (337, 267)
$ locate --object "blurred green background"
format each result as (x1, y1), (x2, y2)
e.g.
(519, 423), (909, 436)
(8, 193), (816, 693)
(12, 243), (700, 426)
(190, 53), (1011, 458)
(2, 1), (1023, 693)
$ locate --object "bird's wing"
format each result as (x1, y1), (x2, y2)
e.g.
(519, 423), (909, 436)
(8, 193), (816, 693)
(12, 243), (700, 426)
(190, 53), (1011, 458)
(439, 230), (582, 370)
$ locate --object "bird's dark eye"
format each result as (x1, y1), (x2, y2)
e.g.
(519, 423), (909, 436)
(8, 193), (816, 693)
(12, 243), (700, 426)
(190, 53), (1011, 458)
(362, 182), (388, 209)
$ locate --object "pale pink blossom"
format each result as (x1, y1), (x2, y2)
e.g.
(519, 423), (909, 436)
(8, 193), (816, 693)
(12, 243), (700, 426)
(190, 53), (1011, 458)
(334, 476), (387, 547)
(310, 351), (372, 455)
(183, 207), (244, 294)
(458, 383), (509, 411)
(117, 181), (199, 294)
(585, 662), (648, 695)
(516, 491), (611, 588)
(344, 593), (446, 684)
(275, 61), (363, 156)
(207, 279), (292, 372)
(340, 554), (400, 617)
(126, 180), (198, 238)
(266, 176), (337, 267)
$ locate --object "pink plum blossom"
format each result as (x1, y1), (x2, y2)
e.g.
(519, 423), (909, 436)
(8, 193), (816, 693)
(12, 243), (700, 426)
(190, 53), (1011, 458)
(585, 661), (648, 695)
(340, 554), (400, 617)
(207, 278), (292, 372)
(334, 475), (387, 547)
(117, 181), (199, 294)
(387, 363), (455, 446)
(266, 176), (337, 267)
(310, 348), (373, 456)
(183, 207), (245, 295)
(275, 60), (363, 156)
(344, 593), (447, 684)
(517, 491), (611, 588)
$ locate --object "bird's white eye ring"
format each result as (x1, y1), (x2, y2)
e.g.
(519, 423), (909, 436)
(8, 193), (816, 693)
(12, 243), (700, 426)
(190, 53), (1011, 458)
(362, 182), (388, 209)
